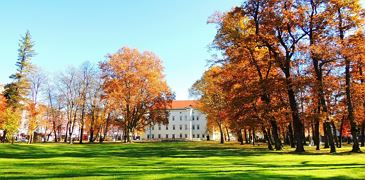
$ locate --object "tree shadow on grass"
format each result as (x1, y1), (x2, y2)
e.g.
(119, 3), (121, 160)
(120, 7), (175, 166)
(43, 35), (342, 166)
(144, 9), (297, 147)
(0, 142), (364, 179)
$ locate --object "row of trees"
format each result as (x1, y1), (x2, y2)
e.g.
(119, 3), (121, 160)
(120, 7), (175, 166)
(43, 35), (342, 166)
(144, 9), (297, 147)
(0, 32), (173, 144)
(192, 0), (365, 153)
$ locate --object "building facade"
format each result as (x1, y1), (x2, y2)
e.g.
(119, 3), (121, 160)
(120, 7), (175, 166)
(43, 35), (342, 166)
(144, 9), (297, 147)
(144, 100), (212, 140)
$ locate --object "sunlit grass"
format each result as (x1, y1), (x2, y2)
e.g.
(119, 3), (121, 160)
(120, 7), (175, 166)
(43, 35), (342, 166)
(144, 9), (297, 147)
(0, 141), (364, 179)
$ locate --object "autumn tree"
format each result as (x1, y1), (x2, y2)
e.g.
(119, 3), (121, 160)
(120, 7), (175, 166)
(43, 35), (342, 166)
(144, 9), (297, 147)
(190, 66), (229, 144)
(100, 47), (174, 143)
(210, 5), (288, 150)
(329, 0), (364, 152)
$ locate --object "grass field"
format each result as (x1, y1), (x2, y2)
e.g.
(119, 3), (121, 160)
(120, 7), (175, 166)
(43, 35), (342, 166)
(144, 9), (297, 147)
(0, 141), (364, 179)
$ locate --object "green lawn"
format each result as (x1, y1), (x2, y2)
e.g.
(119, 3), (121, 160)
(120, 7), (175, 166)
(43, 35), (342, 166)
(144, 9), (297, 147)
(0, 142), (364, 179)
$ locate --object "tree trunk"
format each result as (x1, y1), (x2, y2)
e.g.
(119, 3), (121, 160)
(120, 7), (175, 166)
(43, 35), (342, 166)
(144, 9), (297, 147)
(339, 8), (360, 152)
(252, 128), (256, 146)
(323, 122), (329, 148)
(219, 124), (224, 144)
(263, 127), (273, 150)
(314, 117), (320, 150)
(244, 128), (249, 144)
(101, 113), (111, 143)
(89, 115), (95, 143)
(267, 128), (275, 148)
(1, 130), (6, 143)
(331, 121), (339, 148)
(288, 123), (295, 148)
(285, 75), (305, 152)
(237, 129), (243, 145)
(339, 116), (344, 148)
(64, 122), (69, 143)
(126, 128), (132, 143)
(325, 122), (336, 153)
(270, 120), (282, 150)
(225, 127), (230, 142)
(53, 122), (58, 143)
(361, 121), (365, 147)
(248, 128), (252, 144)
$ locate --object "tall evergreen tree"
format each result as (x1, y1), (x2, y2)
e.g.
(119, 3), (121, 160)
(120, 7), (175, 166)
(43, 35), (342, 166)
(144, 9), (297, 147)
(4, 30), (35, 108)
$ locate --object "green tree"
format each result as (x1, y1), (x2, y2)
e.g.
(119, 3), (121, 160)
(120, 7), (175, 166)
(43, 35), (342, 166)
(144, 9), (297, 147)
(4, 30), (35, 108)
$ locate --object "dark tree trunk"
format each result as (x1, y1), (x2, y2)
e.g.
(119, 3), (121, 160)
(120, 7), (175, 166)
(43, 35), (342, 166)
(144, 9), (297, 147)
(248, 129), (252, 144)
(89, 115), (95, 143)
(1, 130), (7, 143)
(339, 116), (344, 148)
(79, 122), (85, 144)
(285, 76), (305, 152)
(237, 129), (243, 145)
(270, 120), (282, 150)
(263, 128), (273, 150)
(101, 114), (111, 143)
(288, 123), (295, 148)
(79, 106), (85, 144)
(361, 121), (365, 147)
(219, 125), (224, 144)
(284, 130), (289, 145)
(244, 128), (249, 144)
(225, 127), (230, 142)
(53, 121), (58, 143)
(314, 117), (320, 150)
(331, 121), (339, 148)
(325, 122), (336, 153)
(267, 128), (275, 148)
(339, 8), (360, 152)
(323, 122), (329, 148)
(252, 128), (256, 146)
(64, 122), (69, 143)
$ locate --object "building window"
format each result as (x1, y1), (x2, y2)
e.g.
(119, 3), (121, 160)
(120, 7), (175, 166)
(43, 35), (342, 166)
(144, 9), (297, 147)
(158, 134), (161, 139)
(185, 134), (187, 138)
(152, 126), (154, 130)
(158, 126), (161, 130)
(152, 134), (154, 138)
(180, 134), (182, 138)
(192, 125), (195, 130)
(197, 116), (199, 120)
(166, 134), (169, 138)
(172, 116), (175, 121)
(172, 134), (175, 139)
(180, 116), (182, 120)
(179, 125), (182, 130)
(202, 134), (205, 138)
(185, 115), (187, 120)
(197, 125), (200, 130)
(147, 135), (150, 139)
(185, 124), (187, 130)
(193, 134), (195, 138)
(173, 125), (175, 130)
(192, 116), (194, 120)
(197, 134), (200, 138)
(166, 126), (168, 130)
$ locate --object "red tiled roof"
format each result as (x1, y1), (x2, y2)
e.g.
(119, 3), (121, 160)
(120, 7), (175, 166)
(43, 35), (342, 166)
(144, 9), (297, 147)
(170, 100), (197, 109)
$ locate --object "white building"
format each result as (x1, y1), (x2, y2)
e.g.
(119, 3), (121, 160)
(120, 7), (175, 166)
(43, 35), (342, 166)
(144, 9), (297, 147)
(144, 100), (214, 141)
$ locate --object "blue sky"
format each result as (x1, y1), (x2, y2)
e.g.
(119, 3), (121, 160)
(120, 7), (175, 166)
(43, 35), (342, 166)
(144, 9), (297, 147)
(0, 0), (242, 100)
(0, 1), (364, 100)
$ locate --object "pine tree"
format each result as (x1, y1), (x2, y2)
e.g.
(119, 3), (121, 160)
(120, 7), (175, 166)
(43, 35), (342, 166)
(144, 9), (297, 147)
(4, 30), (35, 108)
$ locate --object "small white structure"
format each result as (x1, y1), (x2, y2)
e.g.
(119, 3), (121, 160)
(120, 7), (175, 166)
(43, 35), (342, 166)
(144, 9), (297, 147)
(144, 100), (215, 141)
